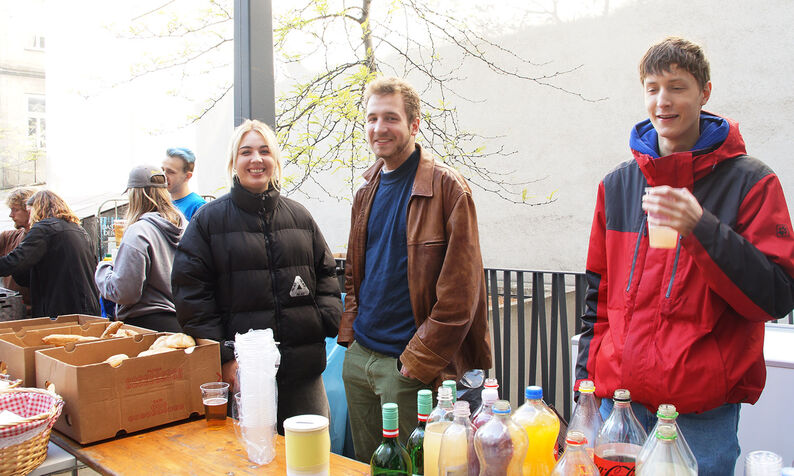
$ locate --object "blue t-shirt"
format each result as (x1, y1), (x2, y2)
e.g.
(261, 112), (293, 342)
(353, 150), (420, 357)
(173, 192), (206, 221)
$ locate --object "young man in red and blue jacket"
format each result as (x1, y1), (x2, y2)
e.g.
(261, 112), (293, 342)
(575, 37), (794, 474)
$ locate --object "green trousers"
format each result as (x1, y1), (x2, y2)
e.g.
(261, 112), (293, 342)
(342, 341), (430, 463)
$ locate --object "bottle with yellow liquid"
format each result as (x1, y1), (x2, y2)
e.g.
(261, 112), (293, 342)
(423, 386), (454, 476)
(438, 401), (476, 475)
(512, 385), (560, 475)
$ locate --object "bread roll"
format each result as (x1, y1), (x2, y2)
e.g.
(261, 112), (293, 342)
(165, 333), (196, 349)
(104, 354), (129, 368)
(100, 321), (124, 338)
(42, 334), (99, 346)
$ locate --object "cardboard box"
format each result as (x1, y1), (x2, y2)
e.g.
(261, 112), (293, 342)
(35, 333), (221, 444)
(0, 320), (153, 386)
(0, 314), (105, 335)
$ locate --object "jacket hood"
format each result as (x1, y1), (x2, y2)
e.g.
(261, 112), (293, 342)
(630, 111), (747, 188)
(139, 212), (183, 246)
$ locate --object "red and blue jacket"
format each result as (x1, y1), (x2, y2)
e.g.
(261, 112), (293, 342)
(576, 112), (794, 414)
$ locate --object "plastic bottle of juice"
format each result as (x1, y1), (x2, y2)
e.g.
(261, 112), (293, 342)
(438, 401), (476, 475)
(635, 424), (697, 476)
(471, 377), (499, 420)
(567, 380), (602, 458)
(551, 431), (600, 475)
(512, 385), (560, 475)
(594, 389), (647, 474)
(636, 404), (696, 473)
(424, 386), (454, 476)
(474, 400), (527, 476)
(471, 388), (499, 430)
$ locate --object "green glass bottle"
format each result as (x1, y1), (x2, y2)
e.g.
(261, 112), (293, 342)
(371, 403), (412, 475)
(406, 389), (432, 475)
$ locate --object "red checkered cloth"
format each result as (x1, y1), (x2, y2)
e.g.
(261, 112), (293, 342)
(0, 390), (63, 448)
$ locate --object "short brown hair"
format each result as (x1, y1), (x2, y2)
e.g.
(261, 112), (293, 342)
(5, 187), (35, 210)
(639, 37), (710, 89)
(363, 76), (421, 124)
(28, 190), (80, 225)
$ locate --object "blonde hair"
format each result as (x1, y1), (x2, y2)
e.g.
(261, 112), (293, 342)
(226, 119), (283, 190)
(28, 190), (80, 225)
(6, 187), (35, 210)
(126, 174), (184, 227)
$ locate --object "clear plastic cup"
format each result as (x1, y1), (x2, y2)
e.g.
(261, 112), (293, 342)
(200, 382), (229, 428)
(745, 450), (783, 476)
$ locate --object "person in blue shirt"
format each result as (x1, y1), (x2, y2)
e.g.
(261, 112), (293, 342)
(162, 147), (206, 221)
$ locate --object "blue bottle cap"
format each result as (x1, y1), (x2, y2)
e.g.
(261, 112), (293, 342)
(525, 385), (543, 399)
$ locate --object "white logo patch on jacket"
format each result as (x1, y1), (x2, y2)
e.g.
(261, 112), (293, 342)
(290, 275), (310, 297)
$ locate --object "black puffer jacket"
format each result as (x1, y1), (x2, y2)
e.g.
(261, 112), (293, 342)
(172, 178), (342, 383)
(0, 218), (100, 318)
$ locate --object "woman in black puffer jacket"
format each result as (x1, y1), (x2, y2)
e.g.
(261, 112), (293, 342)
(172, 120), (342, 433)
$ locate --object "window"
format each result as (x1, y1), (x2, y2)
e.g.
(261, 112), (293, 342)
(28, 95), (46, 149)
(29, 35), (46, 51)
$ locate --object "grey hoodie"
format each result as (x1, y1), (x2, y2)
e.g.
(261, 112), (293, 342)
(95, 212), (184, 320)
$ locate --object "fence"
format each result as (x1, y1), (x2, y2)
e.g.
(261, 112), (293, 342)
(334, 260), (794, 422)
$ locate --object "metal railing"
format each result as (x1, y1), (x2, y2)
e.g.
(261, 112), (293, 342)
(334, 259), (794, 423)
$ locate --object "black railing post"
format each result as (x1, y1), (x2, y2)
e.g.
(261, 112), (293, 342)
(516, 272), (526, 405)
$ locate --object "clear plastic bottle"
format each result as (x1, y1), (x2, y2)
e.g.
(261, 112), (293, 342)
(474, 400), (527, 476)
(471, 377), (499, 420)
(438, 401), (477, 475)
(512, 385), (560, 475)
(567, 380), (602, 458)
(444, 379), (458, 403)
(424, 386), (455, 476)
(594, 389), (647, 474)
(471, 388), (499, 430)
(636, 424), (697, 475)
(636, 404), (696, 473)
(551, 431), (600, 475)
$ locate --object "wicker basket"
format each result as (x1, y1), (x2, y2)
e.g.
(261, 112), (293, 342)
(0, 387), (64, 476)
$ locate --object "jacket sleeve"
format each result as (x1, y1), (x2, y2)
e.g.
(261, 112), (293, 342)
(683, 173), (794, 321)
(311, 218), (342, 338)
(338, 193), (361, 347)
(575, 182), (609, 391)
(94, 241), (148, 306)
(171, 216), (231, 362)
(0, 224), (48, 278)
(400, 190), (485, 384)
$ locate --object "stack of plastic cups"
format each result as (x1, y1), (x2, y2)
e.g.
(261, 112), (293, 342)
(234, 328), (281, 465)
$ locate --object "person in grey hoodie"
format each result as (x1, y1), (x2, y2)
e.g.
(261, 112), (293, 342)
(95, 165), (185, 332)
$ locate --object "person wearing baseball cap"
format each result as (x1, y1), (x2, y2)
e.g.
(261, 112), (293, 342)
(95, 165), (185, 331)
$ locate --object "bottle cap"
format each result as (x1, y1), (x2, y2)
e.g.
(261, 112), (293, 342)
(382, 403), (399, 431)
(453, 401), (470, 417)
(579, 380), (595, 393)
(565, 430), (587, 445)
(443, 380), (457, 402)
(484, 377), (499, 389)
(481, 388), (498, 404)
(417, 389), (432, 415)
(655, 423), (677, 440)
(525, 385), (543, 400)
(492, 400), (511, 414)
(656, 403), (678, 419)
(613, 389), (631, 402)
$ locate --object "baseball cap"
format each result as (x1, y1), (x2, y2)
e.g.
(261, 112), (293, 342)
(126, 165), (167, 192)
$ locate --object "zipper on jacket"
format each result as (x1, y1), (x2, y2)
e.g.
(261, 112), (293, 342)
(665, 239), (682, 298)
(261, 208), (282, 341)
(626, 214), (647, 292)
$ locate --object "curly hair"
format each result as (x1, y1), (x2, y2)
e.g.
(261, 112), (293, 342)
(28, 190), (80, 225)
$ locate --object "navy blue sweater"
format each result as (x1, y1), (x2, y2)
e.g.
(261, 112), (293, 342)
(353, 150), (420, 357)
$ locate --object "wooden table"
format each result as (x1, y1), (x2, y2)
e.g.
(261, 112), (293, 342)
(49, 418), (369, 475)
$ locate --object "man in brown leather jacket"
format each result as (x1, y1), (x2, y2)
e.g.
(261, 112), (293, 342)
(339, 76), (492, 461)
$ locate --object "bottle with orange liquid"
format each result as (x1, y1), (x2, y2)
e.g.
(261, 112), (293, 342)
(512, 385), (560, 475)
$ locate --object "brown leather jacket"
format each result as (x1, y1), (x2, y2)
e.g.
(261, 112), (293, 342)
(340, 144), (492, 385)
